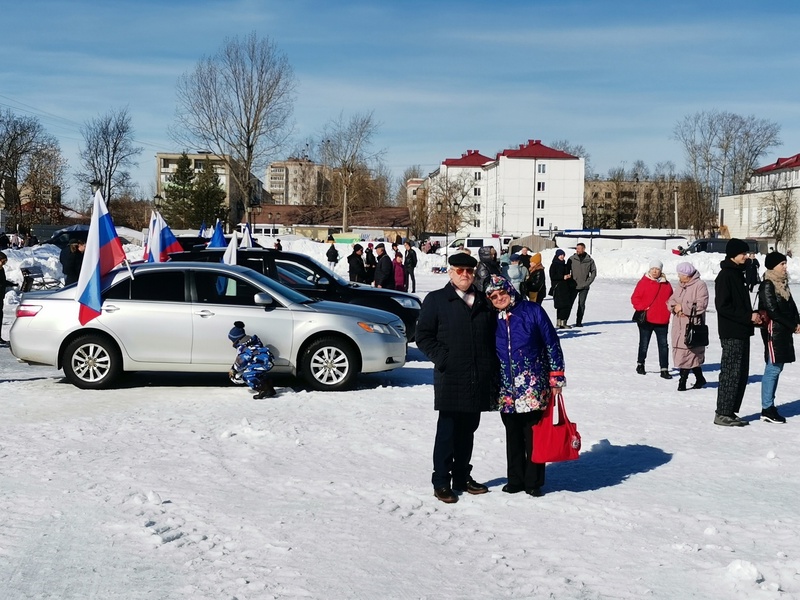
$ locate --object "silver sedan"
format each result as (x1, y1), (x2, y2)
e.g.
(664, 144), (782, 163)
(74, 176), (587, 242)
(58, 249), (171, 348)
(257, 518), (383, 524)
(10, 262), (407, 390)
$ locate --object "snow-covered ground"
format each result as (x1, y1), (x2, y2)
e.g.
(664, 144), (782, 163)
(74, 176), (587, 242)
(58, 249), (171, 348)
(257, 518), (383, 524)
(1, 241), (800, 599)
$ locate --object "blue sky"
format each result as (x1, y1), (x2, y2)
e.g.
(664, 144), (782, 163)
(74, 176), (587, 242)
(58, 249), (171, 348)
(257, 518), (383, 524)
(3, 0), (800, 204)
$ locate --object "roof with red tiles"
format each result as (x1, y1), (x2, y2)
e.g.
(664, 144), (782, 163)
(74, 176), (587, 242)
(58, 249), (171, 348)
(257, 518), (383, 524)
(497, 139), (578, 160)
(754, 153), (800, 174)
(442, 149), (494, 167)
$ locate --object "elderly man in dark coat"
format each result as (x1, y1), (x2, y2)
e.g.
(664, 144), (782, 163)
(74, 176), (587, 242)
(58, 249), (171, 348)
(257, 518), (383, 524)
(373, 243), (395, 289)
(416, 252), (499, 504)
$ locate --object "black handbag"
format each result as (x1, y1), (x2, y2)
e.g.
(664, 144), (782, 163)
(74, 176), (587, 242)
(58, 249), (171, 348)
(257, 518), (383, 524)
(684, 303), (709, 348)
(632, 310), (647, 324)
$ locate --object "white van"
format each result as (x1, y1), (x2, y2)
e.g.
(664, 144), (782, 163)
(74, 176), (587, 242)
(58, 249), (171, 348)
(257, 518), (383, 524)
(436, 236), (504, 257)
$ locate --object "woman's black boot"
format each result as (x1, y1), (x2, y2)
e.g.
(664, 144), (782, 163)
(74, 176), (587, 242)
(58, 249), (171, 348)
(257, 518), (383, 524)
(692, 367), (706, 389)
(677, 369), (689, 391)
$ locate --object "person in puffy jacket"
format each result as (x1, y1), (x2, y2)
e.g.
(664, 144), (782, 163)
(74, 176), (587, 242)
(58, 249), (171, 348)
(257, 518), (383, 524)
(228, 321), (276, 399)
(757, 251), (800, 424)
(631, 259), (674, 379)
(475, 246), (503, 293)
(502, 253), (526, 294)
(521, 252), (547, 303)
(484, 275), (565, 498)
(347, 244), (367, 283)
(392, 252), (407, 291)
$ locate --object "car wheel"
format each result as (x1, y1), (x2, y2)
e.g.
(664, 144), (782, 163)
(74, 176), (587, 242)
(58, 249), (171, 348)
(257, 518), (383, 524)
(301, 337), (359, 391)
(63, 334), (122, 389)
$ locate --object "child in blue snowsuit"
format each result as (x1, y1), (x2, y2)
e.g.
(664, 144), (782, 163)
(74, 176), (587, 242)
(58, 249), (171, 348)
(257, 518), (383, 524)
(228, 321), (276, 399)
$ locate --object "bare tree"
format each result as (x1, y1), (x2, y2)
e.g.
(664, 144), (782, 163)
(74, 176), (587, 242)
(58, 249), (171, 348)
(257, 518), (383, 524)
(549, 139), (593, 179)
(173, 32), (296, 225)
(22, 138), (69, 227)
(321, 111), (384, 231)
(77, 107), (142, 207)
(673, 109), (781, 217)
(425, 170), (477, 235)
(0, 110), (49, 227)
(759, 182), (798, 252)
(394, 164), (424, 206)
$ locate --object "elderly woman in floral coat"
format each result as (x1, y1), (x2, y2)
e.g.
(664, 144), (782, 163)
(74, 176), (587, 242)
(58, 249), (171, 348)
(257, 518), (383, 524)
(484, 275), (566, 497)
(667, 262), (709, 391)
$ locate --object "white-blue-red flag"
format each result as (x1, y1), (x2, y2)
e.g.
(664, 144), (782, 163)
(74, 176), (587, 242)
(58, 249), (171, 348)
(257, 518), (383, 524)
(75, 190), (127, 325)
(208, 220), (227, 248)
(240, 223), (254, 248)
(143, 211), (182, 262)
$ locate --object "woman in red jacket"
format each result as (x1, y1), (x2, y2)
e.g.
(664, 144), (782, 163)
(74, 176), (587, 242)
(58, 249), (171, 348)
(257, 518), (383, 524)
(631, 260), (674, 379)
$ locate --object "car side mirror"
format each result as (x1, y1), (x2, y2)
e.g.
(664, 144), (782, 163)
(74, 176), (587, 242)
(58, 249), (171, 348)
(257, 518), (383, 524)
(254, 292), (274, 307)
(316, 277), (330, 286)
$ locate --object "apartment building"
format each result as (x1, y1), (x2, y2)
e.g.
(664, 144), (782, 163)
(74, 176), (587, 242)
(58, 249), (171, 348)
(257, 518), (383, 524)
(267, 158), (326, 205)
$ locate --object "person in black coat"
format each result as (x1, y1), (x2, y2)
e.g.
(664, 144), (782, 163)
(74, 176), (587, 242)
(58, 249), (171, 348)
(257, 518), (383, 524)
(60, 239), (85, 286)
(416, 252), (498, 504)
(364, 244), (377, 284)
(474, 246), (503, 293)
(714, 238), (763, 427)
(403, 241), (417, 293)
(549, 249), (576, 328)
(347, 244), (367, 283)
(745, 252), (761, 292)
(372, 243), (395, 289)
(758, 251), (800, 424)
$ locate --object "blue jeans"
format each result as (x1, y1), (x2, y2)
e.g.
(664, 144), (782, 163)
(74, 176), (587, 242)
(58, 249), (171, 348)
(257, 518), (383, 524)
(761, 359), (784, 409)
(637, 323), (669, 369)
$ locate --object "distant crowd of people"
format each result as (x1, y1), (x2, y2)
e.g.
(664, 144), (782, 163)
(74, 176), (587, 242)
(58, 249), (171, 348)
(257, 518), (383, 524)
(336, 237), (418, 293)
(0, 231), (38, 250)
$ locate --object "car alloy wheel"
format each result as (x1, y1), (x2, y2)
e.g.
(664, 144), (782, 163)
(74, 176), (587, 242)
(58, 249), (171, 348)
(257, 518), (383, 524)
(301, 336), (358, 391)
(63, 334), (122, 389)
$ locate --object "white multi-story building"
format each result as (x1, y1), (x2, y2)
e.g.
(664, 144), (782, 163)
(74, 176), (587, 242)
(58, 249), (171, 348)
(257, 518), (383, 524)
(718, 152), (800, 251)
(421, 140), (584, 238)
(267, 158), (326, 205)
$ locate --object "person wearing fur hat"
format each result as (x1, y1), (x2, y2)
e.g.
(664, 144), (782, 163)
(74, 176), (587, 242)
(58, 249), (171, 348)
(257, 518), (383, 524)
(227, 321), (276, 399)
(668, 262), (709, 390)
(485, 275), (565, 497)
(416, 252), (498, 504)
(549, 249), (576, 328)
(757, 251), (800, 424)
(631, 259), (674, 379)
(714, 238), (763, 426)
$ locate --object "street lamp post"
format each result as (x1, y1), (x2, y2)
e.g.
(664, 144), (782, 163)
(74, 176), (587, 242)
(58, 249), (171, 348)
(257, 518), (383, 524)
(153, 194), (163, 212)
(673, 186), (679, 232)
(436, 200), (447, 256)
(267, 212), (274, 237)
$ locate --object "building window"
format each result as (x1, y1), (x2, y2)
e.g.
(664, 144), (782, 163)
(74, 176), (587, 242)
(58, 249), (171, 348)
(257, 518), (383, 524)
(473, 219), (481, 228)
(194, 160), (203, 170)
(161, 158), (170, 169)
(537, 182), (546, 192)
(592, 192), (598, 199)
(538, 163), (546, 174)
(412, 189), (417, 195)
(474, 172), (482, 180)
(605, 192), (612, 199)
(536, 217), (544, 227)
(474, 203), (481, 213)
(536, 199), (545, 209)
(473, 187), (481, 196)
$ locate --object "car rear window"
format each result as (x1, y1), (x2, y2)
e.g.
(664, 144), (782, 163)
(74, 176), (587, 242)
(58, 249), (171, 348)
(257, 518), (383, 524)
(105, 272), (185, 302)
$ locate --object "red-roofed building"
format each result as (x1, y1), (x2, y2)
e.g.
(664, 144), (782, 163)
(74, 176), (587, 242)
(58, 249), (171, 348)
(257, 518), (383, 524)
(419, 140), (584, 240)
(749, 153), (800, 192)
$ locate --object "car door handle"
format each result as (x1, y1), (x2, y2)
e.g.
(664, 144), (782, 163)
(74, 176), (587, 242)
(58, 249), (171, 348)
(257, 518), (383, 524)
(103, 304), (120, 313)
(194, 309), (216, 317)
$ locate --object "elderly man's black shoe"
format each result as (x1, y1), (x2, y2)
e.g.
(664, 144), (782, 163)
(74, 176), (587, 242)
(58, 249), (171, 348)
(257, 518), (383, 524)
(433, 487), (458, 503)
(453, 478), (489, 495)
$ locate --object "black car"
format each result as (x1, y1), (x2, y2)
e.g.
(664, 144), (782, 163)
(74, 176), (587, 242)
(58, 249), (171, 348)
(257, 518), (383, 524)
(169, 247), (422, 340)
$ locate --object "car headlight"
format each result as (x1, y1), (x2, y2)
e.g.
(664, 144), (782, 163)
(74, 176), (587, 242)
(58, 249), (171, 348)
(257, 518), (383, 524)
(391, 296), (421, 309)
(358, 322), (402, 337)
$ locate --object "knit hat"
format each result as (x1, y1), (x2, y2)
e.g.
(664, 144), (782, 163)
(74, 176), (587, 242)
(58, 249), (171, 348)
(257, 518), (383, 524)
(649, 259), (663, 270)
(509, 253), (521, 262)
(367, 243), (373, 249)
(484, 274), (516, 300)
(725, 238), (750, 258)
(765, 251), (787, 270)
(530, 252), (542, 265)
(676, 262), (696, 276)
(353, 243), (363, 252)
(228, 321), (247, 345)
(555, 249), (565, 258)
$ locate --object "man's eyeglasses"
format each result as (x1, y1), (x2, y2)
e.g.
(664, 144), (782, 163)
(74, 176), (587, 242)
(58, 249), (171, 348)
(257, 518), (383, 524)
(487, 290), (509, 301)
(452, 267), (475, 275)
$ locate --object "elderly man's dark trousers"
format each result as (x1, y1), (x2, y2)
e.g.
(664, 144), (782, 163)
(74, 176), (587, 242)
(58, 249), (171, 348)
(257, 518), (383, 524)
(432, 411), (481, 489)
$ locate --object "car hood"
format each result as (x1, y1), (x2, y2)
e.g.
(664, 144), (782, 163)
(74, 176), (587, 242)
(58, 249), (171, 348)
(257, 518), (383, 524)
(346, 283), (420, 301)
(299, 299), (402, 325)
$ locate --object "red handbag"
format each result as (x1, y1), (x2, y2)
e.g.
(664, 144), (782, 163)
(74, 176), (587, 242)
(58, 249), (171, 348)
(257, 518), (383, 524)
(532, 392), (581, 463)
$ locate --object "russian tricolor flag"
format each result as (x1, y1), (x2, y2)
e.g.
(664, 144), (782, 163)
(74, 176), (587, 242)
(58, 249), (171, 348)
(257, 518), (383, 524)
(143, 211), (183, 262)
(75, 190), (127, 325)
